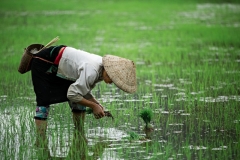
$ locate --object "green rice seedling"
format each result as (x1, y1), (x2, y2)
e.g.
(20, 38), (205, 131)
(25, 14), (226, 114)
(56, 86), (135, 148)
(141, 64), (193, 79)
(139, 108), (154, 139)
(128, 131), (140, 141)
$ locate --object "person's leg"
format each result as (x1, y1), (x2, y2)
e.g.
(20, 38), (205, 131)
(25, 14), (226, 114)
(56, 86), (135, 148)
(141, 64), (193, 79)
(68, 102), (87, 142)
(68, 102), (88, 159)
(72, 112), (86, 133)
(35, 119), (47, 137)
(34, 106), (50, 147)
(30, 47), (72, 149)
(34, 106), (52, 158)
(72, 112), (88, 150)
(30, 47), (53, 149)
(32, 72), (73, 147)
(68, 102), (86, 131)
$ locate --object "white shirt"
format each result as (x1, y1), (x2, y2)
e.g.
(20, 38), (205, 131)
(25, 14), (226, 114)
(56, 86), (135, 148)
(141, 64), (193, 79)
(57, 47), (103, 102)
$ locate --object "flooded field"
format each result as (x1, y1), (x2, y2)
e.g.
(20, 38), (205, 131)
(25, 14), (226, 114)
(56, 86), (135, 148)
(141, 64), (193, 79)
(1, 61), (239, 159)
(0, 1), (240, 160)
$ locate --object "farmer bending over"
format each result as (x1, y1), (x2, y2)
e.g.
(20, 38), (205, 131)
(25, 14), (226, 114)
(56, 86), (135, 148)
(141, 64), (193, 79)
(30, 45), (137, 144)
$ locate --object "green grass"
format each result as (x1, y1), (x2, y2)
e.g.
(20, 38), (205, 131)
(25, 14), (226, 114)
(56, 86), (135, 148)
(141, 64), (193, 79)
(0, 0), (240, 159)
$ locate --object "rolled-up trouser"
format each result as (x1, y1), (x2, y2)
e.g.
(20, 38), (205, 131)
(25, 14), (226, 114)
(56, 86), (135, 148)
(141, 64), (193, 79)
(68, 101), (86, 113)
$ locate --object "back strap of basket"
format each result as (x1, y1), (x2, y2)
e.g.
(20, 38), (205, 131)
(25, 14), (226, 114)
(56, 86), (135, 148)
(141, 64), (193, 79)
(33, 56), (54, 64)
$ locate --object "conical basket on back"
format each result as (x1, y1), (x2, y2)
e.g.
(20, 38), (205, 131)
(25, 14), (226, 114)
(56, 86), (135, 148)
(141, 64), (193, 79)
(18, 44), (44, 74)
(18, 36), (59, 74)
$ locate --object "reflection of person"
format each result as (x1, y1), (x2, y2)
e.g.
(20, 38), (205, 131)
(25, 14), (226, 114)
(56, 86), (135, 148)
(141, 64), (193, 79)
(36, 129), (109, 160)
(31, 45), (137, 146)
(68, 131), (109, 160)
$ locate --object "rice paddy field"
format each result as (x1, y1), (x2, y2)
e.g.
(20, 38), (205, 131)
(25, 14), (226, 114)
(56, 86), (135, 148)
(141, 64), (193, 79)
(0, 0), (240, 159)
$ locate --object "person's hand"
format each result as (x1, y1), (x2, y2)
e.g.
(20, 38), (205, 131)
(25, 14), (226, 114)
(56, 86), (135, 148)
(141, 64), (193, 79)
(98, 103), (105, 111)
(92, 104), (105, 119)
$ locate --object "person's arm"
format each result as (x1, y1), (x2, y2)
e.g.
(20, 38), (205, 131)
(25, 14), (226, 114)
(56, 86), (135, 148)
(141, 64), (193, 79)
(78, 98), (105, 118)
(67, 66), (97, 102)
(68, 87), (105, 118)
(67, 66), (104, 117)
(87, 96), (105, 110)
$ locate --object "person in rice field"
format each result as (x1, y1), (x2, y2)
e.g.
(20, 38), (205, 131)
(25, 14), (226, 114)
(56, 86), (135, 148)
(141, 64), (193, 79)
(30, 44), (137, 145)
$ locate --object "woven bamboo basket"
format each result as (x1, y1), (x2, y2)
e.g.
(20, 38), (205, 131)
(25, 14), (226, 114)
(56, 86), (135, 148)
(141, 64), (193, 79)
(18, 36), (60, 74)
(18, 44), (44, 74)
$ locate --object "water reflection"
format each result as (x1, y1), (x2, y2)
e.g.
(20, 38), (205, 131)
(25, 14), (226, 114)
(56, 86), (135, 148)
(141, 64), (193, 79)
(35, 130), (112, 160)
(1, 89), (239, 160)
